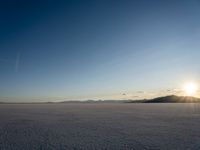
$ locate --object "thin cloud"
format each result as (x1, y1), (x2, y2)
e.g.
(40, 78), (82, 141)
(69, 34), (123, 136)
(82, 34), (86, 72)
(15, 52), (20, 73)
(137, 91), (145, 94)
(0, 53), (21, 73)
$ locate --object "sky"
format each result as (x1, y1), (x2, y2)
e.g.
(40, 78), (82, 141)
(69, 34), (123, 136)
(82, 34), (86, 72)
(1, 0), (200, 102)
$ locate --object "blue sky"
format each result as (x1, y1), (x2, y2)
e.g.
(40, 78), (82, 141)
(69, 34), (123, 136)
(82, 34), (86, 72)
(1, 0), (200, 102)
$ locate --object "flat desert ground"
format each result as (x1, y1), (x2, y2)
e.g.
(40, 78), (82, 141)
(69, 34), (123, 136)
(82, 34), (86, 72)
(0, 103), (200, 150)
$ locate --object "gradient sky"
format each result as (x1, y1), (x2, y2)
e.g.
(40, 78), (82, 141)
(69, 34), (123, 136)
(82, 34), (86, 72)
(1, 0), (200, 102)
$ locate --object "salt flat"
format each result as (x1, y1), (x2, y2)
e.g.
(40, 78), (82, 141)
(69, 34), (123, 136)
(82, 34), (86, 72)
(0, 103), (199, 150)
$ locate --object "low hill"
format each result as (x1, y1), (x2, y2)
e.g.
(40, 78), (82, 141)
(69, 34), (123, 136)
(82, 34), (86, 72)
(144, 95), (200, 103)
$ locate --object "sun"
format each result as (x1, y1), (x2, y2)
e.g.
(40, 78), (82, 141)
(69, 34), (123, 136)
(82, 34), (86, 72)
(183, 82), (198, 96)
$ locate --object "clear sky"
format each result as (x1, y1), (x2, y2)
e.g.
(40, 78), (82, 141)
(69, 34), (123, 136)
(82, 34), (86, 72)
(1, 0), (200, 102)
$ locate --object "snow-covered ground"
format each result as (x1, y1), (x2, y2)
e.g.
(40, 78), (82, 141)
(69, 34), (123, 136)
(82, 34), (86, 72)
(0, 103), (199, 150)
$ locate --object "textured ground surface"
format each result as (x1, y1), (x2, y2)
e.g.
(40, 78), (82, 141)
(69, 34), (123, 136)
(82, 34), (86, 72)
(0, 103), (200, 150)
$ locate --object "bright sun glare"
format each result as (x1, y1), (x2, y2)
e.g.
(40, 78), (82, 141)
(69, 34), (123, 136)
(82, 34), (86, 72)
(183, 82), (198, 96)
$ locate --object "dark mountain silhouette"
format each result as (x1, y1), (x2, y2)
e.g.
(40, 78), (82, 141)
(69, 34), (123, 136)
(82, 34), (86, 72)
(1, 95), (200, 104)
(144, 95), (200, 103)
(61, 95), (200, 104)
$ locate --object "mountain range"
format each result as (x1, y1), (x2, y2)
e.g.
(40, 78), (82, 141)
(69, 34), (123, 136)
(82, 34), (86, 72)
(130, 95), (200, 103)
